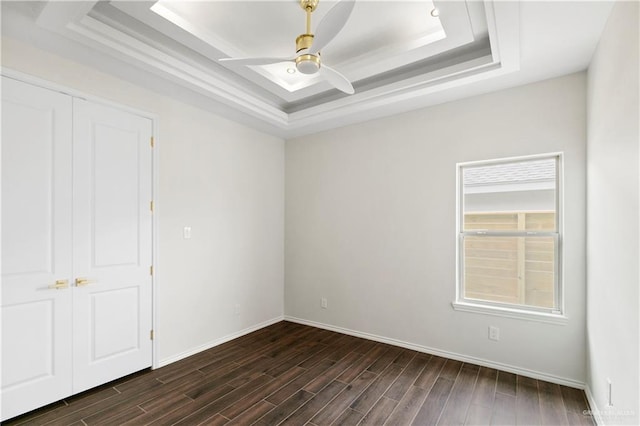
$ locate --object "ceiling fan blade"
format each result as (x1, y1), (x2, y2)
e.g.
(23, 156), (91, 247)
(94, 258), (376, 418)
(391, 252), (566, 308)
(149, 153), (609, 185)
(309, 0), (355, 55)
(219, 57), (292, 66)
(320, 64), (354, 94)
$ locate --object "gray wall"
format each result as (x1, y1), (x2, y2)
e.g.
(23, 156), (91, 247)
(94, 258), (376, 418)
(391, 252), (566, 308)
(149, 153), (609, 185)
(286, 73), (587, 384)
(1, 36), (286, 365)
(586, 2), (639, 423)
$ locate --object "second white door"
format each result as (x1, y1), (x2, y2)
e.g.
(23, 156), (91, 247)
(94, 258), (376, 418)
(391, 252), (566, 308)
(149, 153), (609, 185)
(72, 99), (154, 394)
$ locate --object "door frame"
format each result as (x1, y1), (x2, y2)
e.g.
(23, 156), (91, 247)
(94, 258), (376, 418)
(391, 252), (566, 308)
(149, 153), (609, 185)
(1, 68), (161, 369)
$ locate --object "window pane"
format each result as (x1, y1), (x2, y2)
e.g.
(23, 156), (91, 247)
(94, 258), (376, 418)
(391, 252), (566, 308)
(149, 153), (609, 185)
(463, 235), (556, 309)
(463, 158), (556, 232)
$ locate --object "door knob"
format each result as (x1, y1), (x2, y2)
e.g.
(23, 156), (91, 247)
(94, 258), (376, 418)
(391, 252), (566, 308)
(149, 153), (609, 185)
(49, 279), (69, 290)
(75, 278), (95, 287)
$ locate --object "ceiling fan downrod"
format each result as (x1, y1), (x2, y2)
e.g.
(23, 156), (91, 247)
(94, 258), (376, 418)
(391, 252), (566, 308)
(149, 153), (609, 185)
(296, 0), (321, 74)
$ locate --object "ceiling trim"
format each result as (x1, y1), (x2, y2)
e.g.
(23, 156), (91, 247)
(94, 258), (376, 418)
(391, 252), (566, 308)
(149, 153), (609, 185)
(40, 8), (291, 128)
(32, 0), (521, 136)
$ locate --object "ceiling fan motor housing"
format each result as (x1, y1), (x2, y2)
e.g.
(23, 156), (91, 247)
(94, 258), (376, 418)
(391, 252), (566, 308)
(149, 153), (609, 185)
(296, 54), (321, 74)
(295, 33), (320, 74)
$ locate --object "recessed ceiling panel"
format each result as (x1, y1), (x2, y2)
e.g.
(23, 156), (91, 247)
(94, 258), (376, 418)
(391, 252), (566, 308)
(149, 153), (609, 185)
(12, 0), (596, 136)
(153, 1), (443, 61)
(151, 0), (446, 96)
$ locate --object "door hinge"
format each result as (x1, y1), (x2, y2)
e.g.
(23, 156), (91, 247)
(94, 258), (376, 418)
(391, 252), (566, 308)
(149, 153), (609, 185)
(150, 136), (154, 148)
(150, 330), (154, 340)
(150, 200), (154, 213)
(150, 265), (154, 276)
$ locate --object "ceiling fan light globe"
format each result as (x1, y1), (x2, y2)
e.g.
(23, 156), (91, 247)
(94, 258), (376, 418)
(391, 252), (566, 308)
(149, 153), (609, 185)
(296, 54), (321, 74)
(297, 61), (320, 74)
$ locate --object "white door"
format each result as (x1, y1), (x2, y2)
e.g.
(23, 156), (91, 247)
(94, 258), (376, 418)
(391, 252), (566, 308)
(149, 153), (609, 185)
(71, 99), (153, 394)
(1, 79), (154, 420)
(1, 77), (74, 420)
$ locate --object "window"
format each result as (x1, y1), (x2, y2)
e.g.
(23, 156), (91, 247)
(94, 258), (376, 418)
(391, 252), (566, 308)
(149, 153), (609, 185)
(454, 153), (564, 320)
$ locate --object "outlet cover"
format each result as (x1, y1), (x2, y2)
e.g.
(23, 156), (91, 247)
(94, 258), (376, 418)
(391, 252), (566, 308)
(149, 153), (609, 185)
(321, 298), (328, 309)
(489, 326), (500, 341)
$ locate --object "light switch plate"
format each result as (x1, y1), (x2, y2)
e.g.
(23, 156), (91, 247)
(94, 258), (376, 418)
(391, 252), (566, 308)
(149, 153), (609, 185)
(183, 226), (192, 239)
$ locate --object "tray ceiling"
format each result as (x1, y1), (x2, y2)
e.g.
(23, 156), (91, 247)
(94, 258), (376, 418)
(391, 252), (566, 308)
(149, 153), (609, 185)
(1, 1), (613, 138)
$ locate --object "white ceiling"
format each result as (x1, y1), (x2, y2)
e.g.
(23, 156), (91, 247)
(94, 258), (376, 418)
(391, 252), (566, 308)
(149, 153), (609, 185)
(1, 1), (614, 138)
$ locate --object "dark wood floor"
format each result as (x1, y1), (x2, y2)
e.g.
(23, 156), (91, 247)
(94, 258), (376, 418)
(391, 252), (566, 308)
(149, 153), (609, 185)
(4, 321), (594, 426)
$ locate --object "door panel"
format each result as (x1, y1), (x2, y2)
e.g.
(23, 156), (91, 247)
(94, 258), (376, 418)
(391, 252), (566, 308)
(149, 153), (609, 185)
(72, 99), (153, 394)
(2, 301), (55, 387)
(2, 101), (56, 275)
(91, 287), (141, 360)
(92, 123), (141, 267)
(1, 77), (73, 421)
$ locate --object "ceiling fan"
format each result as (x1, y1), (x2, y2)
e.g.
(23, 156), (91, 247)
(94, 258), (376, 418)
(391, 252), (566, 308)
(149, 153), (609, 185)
(219, 0), (356, 95)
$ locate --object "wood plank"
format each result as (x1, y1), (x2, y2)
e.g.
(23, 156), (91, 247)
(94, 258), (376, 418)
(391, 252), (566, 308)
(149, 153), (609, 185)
(311, 370), (378, 425)
(439, 359), (463, 381)
(384, 354), (430, 401)
(413, 355), (446, 390)
(411, 377), (454, 425)
(305, 352), (362, 392)
(465, 403), (493, 425)
(121, 395), (195, 425)
(566, 410), (596, 426)
(326, 335), (367, 362)
(185, 367), (257, 399)
(196, 345), (255, 375)
(384, 385), (429, 426)
(360, 396), (397, 425)
(220, 365), (306, 419)
(269, 359), (335, 404)
(254, 389), (314, 425)
(368, 346), (402, 374)
(169, 375), (273, 425)
(354, 339), (378, 355)
(336, 345), (388, 383)
(470, 366), (497, 408)
(280, 380), (347, 426)
(538, 380), (569, 425)
(332, 408), (364, 426)
(392, 349), (420, 369)
(437, 364), (480, 425)
(226, 400), (275, 426)
(264, 343), (323, 377)
(491, 392), (516, 425)
(138, 392), (193, 414)
(496, 371), (517, 396)
(515, 375), (540, 425)
(83, 405), (145, 425)
(351, 364), (403, 413)
(560, 385), (589, 414)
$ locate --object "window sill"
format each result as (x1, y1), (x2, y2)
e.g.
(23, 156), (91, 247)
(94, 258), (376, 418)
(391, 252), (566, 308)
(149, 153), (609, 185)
(451, 301), (569, 325)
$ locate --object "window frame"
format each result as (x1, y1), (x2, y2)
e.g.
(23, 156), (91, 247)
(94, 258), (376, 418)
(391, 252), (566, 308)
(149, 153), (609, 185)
(453, 153), (567, 323)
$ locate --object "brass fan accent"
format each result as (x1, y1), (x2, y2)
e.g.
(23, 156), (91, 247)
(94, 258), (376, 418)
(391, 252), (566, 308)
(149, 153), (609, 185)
(220, 0), (356, 94)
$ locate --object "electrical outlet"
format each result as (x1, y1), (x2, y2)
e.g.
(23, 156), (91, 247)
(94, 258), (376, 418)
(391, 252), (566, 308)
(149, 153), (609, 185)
(607, 378), (613, 407)
(234, 304), (240, 316)
(183, 226), (192, 239)
(489, 326), (500, 341)
(321, 297), (328, 309)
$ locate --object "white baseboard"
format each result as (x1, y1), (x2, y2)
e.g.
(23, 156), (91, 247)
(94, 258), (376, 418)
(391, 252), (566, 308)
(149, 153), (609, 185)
(156, 315), (284, 368)
(284, 315), (586, 390)
(584, 385), (604, 425)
